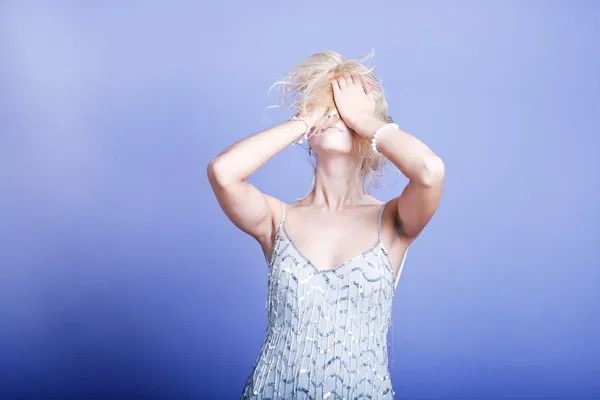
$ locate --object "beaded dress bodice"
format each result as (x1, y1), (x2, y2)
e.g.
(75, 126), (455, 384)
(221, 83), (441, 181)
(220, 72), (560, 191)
(241, 201), (408, 400)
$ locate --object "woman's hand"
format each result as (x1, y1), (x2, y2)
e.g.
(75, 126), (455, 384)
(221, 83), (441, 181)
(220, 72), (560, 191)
(295, 106), (324, 128)
(331, 74), (377, 135)
(294, 105), (336, 137)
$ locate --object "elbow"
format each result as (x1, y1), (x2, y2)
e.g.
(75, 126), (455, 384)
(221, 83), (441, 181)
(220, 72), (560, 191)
(207, 158), (233, 187)
(418, 156), (445, 187)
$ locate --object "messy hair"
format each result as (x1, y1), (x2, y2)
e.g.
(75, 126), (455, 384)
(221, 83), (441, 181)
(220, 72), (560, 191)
(268, 49), (391, 193)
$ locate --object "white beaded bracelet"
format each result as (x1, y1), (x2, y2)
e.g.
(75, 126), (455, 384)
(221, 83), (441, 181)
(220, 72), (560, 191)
(371, 123), (398, 154)
(290, 116), (310, 145)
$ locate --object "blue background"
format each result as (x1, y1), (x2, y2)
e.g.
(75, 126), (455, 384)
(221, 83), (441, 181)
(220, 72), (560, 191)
(1, 1), (599, 399)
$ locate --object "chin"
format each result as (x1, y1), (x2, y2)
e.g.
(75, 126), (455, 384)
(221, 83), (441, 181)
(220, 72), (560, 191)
(310, 126), (356, 155)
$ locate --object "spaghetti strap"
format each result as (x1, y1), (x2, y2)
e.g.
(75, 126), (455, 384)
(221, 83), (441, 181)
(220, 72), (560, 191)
(377, 203), (386, 240)
(280, 201), (286, 226)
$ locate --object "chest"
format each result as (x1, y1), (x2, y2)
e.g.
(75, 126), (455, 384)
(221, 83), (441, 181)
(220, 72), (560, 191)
(280, 215), (381, 273)
(270, 227), (395, 313)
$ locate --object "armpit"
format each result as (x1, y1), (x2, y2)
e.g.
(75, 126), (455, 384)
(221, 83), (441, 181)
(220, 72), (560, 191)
(393, 209), (405, 238)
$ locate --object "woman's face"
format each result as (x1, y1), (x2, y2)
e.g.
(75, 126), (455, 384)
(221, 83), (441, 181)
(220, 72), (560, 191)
(309, 118), (359, 155)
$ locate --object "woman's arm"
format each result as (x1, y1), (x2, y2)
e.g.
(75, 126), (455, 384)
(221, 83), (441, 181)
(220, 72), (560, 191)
(332, 74), (445, 239)
(353, 116), (445, 239)
(207, 119), (310, 243)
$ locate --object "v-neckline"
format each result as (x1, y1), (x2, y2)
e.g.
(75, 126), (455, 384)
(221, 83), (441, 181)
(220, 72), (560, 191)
(280, 221), (382, 274)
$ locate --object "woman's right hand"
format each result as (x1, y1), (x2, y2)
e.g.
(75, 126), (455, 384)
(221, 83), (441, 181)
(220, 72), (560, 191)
(295, 105), (337, 139)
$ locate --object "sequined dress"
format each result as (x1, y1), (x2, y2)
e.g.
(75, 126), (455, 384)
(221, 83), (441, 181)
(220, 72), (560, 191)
(241, 201), (409, 399)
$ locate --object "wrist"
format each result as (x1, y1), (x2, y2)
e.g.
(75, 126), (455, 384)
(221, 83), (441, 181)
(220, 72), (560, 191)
(288, 116), (311, 145)
(349, 114), (386, 138)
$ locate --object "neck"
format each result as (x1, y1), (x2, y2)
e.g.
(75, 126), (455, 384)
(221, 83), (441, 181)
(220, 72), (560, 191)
(305, 153), (366, 209)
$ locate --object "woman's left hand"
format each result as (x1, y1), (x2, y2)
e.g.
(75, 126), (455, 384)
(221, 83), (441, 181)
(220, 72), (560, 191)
(331, 74), (376, 135)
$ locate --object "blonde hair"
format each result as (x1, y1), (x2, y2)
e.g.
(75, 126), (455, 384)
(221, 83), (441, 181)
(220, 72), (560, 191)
(268, 49), (390, 192)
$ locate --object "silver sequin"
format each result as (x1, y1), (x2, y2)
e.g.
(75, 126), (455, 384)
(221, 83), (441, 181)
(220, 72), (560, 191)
(241, 202), (408, 399)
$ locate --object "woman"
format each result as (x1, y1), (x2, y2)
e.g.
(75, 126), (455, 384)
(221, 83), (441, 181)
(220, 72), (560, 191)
(207, 51), (444, 399)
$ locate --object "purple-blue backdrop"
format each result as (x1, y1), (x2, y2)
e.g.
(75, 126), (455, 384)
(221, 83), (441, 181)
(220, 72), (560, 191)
(1, 1), (598, 399)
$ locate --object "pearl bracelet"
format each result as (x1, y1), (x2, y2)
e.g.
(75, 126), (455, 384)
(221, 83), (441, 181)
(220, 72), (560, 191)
(290, 116), (310, 145)
(371, 123), (398, 154)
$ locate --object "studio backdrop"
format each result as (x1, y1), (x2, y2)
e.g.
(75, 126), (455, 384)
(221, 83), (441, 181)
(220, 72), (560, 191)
(1, 1), (599, 399)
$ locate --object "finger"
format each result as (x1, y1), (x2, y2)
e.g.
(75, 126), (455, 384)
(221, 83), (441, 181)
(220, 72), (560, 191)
(343, 73), (352, 88)
(368, 90), (376, 102)
(336, 75), (347, 90)
(332, 79), (341, 93)
(351, 74), (361, 85)
(355, 75), (370, 96)
(363, 80), (376, 98)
